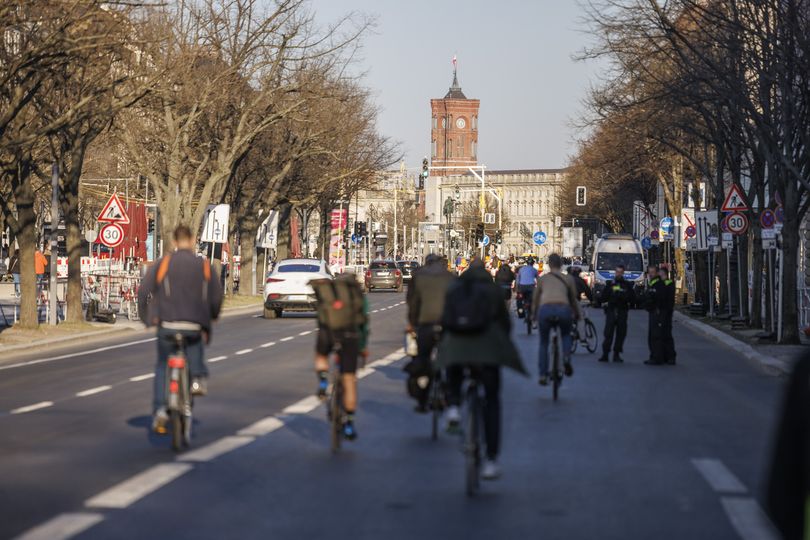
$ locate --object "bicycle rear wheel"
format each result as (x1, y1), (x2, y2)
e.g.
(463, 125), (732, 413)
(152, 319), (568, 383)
(552, 335), (561, 402)
(526, 313), (532, 335)
(570, 328), (579, 353)
(170, 410), (184, 452)
(430, 374), (442, 441)
(584, 319), (598, 353)
(330, 377), (343, 453)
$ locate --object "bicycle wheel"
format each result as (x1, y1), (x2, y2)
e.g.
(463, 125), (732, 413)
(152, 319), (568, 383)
(552, 334), (561, 402)
(526, 314), (532, 335)
(430, 374), (442, 441)
(170, 410), (184, 452)
(330, 377), (343, 453)
(570, 328), (579, 353)
(584, 319), (598, 353)
(464, 386), (481, 496)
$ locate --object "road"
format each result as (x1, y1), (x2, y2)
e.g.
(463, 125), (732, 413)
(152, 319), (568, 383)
(1, 293), (788, 540)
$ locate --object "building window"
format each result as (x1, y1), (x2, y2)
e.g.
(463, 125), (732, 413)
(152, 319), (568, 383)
(448, 139), (452, 158)
(432, 116), (437, 129)
(458, 136), (464, 157)
(431, 140), (437, 158)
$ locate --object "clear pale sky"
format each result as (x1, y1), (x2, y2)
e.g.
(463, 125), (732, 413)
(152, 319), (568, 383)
(309, 0), (600, 170)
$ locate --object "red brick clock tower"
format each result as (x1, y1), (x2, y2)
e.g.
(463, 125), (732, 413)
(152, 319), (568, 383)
(430, 62), (480, 171)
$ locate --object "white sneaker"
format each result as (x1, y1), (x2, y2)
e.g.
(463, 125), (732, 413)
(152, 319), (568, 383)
(481, 460), (501, 480)
(445, 405), (461, 431)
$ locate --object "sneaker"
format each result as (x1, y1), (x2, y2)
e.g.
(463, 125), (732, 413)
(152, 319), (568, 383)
(152, 409), (169, 435)
(598, 355), (609, 363)
(564, 362), (574, 377)
(445, 405), (461, 433)
(316, 377), (329, 399)
(191, 377), (208, 396)
(613, 354), (624, 363)
(414, 403), (429, 414)
(342, 420), (357, 440)
(481, 460), (501, 480)
(538, 375), (549, 386)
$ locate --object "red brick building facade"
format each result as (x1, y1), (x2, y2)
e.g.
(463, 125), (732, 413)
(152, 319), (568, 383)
(430, 69), (480, 171)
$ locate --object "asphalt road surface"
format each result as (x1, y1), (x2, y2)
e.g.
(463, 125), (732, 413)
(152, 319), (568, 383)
(1, 294), (788, 540)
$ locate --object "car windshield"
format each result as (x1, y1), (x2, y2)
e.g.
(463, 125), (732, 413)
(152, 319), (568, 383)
(370, 262), (396, 270)
(596, 253), (643, 272)
(277, 264), (320, 273)
(396, 262), (410, 270)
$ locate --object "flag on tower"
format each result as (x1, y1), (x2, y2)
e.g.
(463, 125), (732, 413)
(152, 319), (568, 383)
(452, 55), (457, 68)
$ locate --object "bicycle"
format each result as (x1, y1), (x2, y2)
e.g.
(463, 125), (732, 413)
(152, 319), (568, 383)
(547, 318), (564, 402)
(461, 370), (484, 496)
(326, 345), (345, 453)
(426, 326), (444, 441)
(166, 333), (193, 452)
(570, 306), (598, 354)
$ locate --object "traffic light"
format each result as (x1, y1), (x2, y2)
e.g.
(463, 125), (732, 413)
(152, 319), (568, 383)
(576, 186), (587, 206)
(475, 223), (484, 242)
(353, 221), (359, 236)
(495, 230), (502, 244)
(358, 221), (367, 237)
(147, 219), (154, 234)
(419, 157), (429, 190)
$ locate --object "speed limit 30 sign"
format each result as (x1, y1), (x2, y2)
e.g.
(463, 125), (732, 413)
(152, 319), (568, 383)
(725, 212), (749, 236)
(99, 222), (124, 248)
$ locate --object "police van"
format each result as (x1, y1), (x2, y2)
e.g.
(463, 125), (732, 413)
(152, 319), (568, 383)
(589, 234), (645, 307)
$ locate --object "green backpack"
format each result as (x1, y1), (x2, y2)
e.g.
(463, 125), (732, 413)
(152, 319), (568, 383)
(313, 278), (365, 331)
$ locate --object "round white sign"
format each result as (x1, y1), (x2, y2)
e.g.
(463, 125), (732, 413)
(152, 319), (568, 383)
(99, 223), (124, 248)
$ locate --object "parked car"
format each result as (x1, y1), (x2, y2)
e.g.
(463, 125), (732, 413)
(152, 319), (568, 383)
(263, 258), (331, 319)
(365, 260), (403, 292)
(396, 260), (419, 283)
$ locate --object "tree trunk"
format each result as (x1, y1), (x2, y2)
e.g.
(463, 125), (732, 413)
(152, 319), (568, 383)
(15, 176), (38, 328)
(61, 147), (85, 324)
(275, 202), (292, 260)
(781, 219), (800, 343)
(238, 215), (259, 296)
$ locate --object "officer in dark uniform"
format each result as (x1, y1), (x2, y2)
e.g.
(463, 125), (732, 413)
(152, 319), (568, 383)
(598, 264), (635, 363)
(644, 264), (666, 365)
(659, 266), (677, 365)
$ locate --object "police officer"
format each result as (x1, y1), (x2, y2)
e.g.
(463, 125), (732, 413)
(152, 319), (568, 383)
(644, 264), (666, 365)
(659, 266), (677, 365)
(598, 264), (635, 363)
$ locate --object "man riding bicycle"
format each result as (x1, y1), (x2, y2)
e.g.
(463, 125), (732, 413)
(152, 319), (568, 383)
(532, 253), (580, 386)
(138, 225), (223, 434)
(311, 273), (369, 440)
(404, 253), (453, 413)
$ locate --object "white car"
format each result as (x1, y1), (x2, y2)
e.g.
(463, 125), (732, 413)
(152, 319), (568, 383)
(263, 258), (332, 319)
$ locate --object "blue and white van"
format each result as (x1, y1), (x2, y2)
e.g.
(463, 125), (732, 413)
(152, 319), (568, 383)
(589, 234), (646, 306)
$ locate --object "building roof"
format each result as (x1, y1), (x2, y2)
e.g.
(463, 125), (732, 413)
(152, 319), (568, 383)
(444, 69), (467, 99)
(464, 168), (570, 176)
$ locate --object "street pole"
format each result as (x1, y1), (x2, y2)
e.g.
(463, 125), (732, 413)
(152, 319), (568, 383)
(49, 163), (59, 325)
(393, 186), (397, 259)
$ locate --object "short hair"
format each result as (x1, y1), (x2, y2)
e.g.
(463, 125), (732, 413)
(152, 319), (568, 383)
(173, 224), (193, 242)
(616, 264), (625, 271)
(659, 266), (670, 277)
(548, 253), (563, 269)
(568, 265), (581, 275)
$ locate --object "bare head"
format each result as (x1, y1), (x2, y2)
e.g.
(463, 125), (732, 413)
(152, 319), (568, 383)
(173, 225), (194, 250)
(615, 264), (625, 279)
(548, 253), (562, 270)
(647, 264), (658, 279)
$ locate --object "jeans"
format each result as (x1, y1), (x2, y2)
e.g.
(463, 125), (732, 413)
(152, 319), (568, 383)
(12, 273), (19, 296)
(446, 365), (501, 460)
(537, 304), (574, 377)
(153, 327), (207, 413)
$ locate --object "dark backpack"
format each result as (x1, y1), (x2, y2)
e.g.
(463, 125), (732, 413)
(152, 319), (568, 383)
(313, 279), (365, 331)
(442, 279), (494, 334)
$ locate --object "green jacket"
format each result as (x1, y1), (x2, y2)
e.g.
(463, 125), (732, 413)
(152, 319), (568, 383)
(435, 265), (527, 375)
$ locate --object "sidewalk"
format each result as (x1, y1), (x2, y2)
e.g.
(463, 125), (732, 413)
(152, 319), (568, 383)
(674, 308), (805, 375)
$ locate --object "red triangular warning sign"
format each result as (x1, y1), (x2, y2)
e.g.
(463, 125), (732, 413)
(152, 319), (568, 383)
(97, 193), (130, 224)
(721, 184), (748, 213)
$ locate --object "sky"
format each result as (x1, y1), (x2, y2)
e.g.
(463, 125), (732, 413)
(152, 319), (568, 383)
(309, 0), (602, 171)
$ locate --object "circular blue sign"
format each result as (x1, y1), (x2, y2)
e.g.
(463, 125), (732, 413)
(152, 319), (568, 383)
(660, 217), (674, 233)
(482, 234), (490, 247)
(641, 237), (652, 250)
(533, 231), (547, 245)
(351, 234), (360, 244)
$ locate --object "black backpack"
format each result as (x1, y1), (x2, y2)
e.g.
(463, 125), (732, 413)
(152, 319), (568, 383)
(312, 278), (365, 331)
(442, 279), (494, 334)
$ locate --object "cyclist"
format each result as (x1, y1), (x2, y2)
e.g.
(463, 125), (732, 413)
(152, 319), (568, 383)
(494, 258), (516, 304)
(311, 273), (369, 440)
(515, 256), (538, 319)
(533, 253), (580, 386)
(437, 259), (526, 479)
(138, 225), (223, 434)
(404, 253), (453, 413)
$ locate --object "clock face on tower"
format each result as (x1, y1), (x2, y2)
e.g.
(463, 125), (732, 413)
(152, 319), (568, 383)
(456, 117), (466, 129)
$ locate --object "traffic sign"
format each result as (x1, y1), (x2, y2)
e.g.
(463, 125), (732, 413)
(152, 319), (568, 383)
(775, 205), (785, 224)
(761, 229), (777, 240)
(97, 193), (130, 224)
(685, 225), (696, 238)
(650, 230), (659, 240)
(533, 231), (547, 245)
(484, 212), (496, 225)
(99, 223), (124, 248)
(721, 232), (733, 249)
(695, 210), (718, 251)
(721, 184), (749, 212)
(760, 209), (775, 229)
(660, 216), (674, 233)
(726, 212), (749, 235)
(351, 233), (360, 244)
(641, 237), (652, 250)
(201, 204), (230, 243)
(482, 234), (490, 247)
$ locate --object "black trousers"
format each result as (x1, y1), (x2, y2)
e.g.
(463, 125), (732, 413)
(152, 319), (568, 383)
(602, 307), (629, 355)
(446, 365), (501, 460)
(648, 310), (665, 362)
(413, 325), (442, 406)
(661, 311), (676, 363)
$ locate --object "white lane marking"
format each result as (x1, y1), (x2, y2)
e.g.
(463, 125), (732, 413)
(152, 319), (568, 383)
(237, 416), (284, 437)
(10, 401), (54, 414)
(129, 373), (154, 382)
(85, 463), (193, 509)
(692, 458), (748, 494)
(282, 395), (321, 414)
(356, 366), (376, 379)
(298, 330), (313, 336)
(371, 310), (379, 313)
(720, 498), (779, 540)
(260, 341), (276, 348)
(208, 356), (227, 363)
(252, 314), (263, 318)
(235, 348), (253, 356)
(76, 385), (112, 398)
(0, 337), (157, 372)
(14, 512), (105, 540)
(370, 348), (406, 367)
(280, 336), (294, 342)
(178, 436), (255, 463)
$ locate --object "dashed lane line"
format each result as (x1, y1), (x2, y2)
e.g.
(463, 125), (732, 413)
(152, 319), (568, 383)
(208, 356), (227, 363)
(691, 458), (748, 494)
(720, 498), (779, 540)
(0, 338), (157, 372)
(235, 349), (253, 356)
(14, 512), (104, 540)
(178, 436), (255, 463)
(129, 373), (154, 382)
(298, 330), (313, 336)
(237, 416), (284, 437)
(282, 395), (321, 415)
(260, 341), (276, 348)
(10, 401), (54, 415)
(76, 386), (112, 398)
(85, 463), (193, 509)
(280, 336), (294, 342)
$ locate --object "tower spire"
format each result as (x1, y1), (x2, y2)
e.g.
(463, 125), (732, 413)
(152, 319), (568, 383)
(445, 55), (466, 99)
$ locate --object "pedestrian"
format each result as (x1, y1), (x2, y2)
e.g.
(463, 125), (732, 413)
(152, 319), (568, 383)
(494, 259), (515, 301)
(643, 264), (665, 365)
(658, 266), (676, 365)
(403, 253), (454, 413)
(436, 259), (526, 479)
(9, 249), (20, 297)
(598, 264), (635, 363)
(34, 248), (48, 293)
